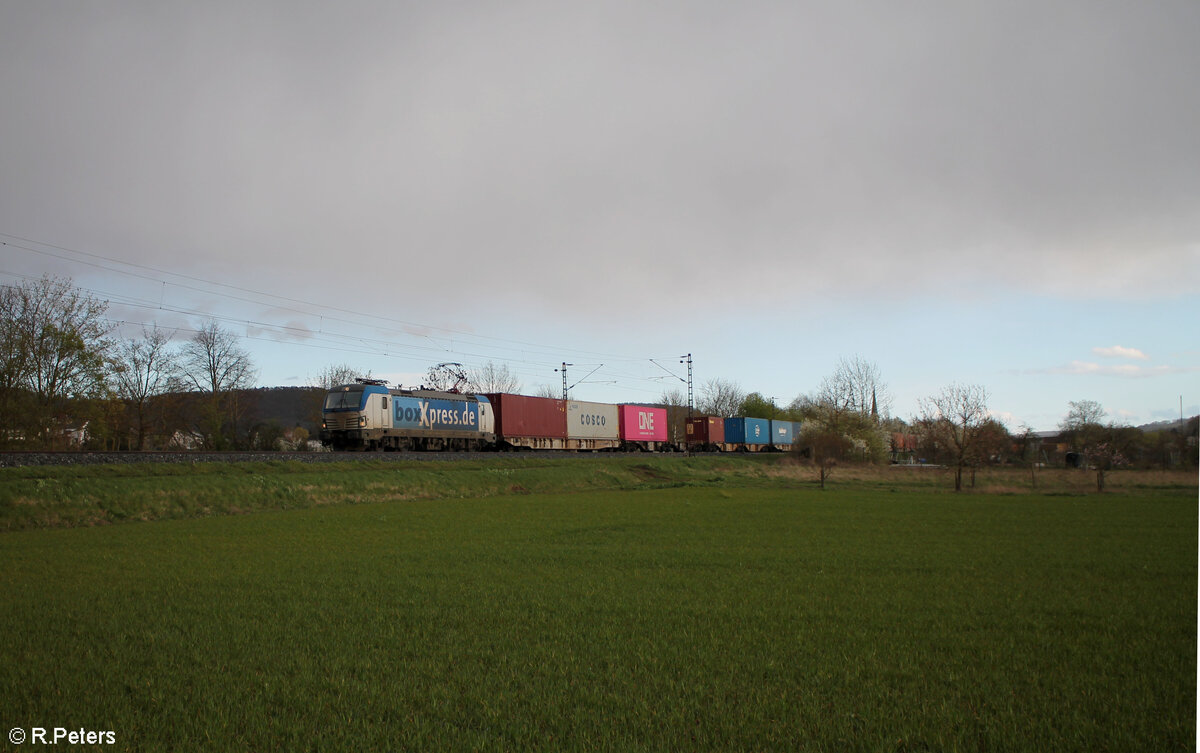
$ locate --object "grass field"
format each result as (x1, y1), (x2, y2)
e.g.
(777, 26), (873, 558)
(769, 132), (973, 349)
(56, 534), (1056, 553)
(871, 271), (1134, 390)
(0, 459), (1195, 751)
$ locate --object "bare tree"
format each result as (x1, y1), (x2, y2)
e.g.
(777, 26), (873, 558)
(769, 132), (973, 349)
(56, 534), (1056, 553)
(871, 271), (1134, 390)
(179, 321), (256, 449)
(812, 355), (891, 425)
(658, 388), (689, 445)
(111, 326), (177, 450)
(916, 383), (990, 492)
(532, 384), (559, 399)
(467, 361), (522, 394)
(310, 363), (373, 391)
(180, 321), (256, 394)
(697, 378), (744, 417)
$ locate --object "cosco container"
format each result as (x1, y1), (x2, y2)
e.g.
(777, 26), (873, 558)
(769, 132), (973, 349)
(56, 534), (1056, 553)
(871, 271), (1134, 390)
(769, 419), (799, 447)
(724, 417), (770, 447)
(566, 400), (620, 449)
(485, 393), (567, 449)
(618, 405), (667, 447)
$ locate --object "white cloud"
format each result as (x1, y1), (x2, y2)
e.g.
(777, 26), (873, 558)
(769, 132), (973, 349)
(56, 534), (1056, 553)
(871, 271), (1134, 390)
(987, 410), (1020, 428)
(1045, 361), (1194, 378)
(1092, 345), (1149, 360)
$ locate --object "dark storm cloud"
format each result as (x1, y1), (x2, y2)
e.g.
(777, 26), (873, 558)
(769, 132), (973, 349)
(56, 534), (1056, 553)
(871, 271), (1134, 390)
(1, 1), (1197, 317)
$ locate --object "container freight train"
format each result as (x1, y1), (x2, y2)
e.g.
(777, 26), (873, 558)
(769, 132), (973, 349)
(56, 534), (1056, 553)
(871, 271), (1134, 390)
(319, 381), (671, 452)
(684, 415), (800, 453)
(320, 380), (799, 453)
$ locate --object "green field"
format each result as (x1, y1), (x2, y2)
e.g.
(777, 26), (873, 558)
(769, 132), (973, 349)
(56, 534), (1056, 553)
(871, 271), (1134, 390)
(0, 459), (1195, 751)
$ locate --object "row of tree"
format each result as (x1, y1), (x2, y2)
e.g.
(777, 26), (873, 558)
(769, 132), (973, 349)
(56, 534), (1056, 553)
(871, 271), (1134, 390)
(3, 277), (1197, 478)
(1, 276), (262, 450)
(656, 358), (1197, 491)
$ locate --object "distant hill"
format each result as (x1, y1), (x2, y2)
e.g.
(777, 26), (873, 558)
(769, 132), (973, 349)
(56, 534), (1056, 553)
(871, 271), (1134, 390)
(1038, 417), (1197, 437)
(243, 386), (325, 433)
(1135, 417), (1198, 433)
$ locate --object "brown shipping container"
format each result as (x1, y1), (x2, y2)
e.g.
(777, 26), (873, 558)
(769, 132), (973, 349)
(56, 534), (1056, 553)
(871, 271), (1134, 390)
(485, 394), (567, 440)
(686, 416), (725, 445)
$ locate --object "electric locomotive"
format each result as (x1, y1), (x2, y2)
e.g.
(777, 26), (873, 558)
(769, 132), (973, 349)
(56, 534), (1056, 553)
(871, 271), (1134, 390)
(320, 379), (495, 451)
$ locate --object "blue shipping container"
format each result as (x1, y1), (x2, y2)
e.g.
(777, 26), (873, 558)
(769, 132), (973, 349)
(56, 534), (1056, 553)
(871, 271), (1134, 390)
(770, 419), (798, 446)
(724, 417), (770, 445)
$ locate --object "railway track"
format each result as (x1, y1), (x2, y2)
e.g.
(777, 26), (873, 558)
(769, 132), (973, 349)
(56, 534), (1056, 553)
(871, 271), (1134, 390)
(0, 449), (685, 468)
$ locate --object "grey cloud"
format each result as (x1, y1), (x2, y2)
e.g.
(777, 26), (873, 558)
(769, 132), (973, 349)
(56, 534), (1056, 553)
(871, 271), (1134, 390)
(2, 1), (1198, 321)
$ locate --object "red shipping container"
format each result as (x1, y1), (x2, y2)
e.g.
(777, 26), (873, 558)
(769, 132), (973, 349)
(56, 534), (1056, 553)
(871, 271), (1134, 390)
(485, 394), (567, 439)
(618, 405), (667, 442)
(686, 416), (725, 445)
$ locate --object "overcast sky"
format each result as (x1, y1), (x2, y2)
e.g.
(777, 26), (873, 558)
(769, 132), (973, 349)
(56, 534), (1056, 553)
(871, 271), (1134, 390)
(2, 1), (1197, 429)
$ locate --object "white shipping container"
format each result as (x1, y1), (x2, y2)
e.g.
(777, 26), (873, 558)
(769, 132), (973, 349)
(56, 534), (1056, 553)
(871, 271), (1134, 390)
(566, 400), (620, 441)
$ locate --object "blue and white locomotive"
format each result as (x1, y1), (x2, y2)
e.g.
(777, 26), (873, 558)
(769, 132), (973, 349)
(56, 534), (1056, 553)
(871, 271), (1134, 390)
(320, 379), (495, 451)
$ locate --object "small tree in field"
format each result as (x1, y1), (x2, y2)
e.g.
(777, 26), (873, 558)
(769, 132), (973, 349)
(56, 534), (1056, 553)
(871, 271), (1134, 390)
(799, 426), (853, 490)
(1090, 442), (1126, 492)
(916, 383), (990, 492)
(1060, 399), (1107, 466)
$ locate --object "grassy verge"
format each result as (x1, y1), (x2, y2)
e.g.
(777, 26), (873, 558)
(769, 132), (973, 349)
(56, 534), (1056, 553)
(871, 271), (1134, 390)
(0, 455), (748, 531)
(0, 467), (1194, 751)
(1, 455), (1193, 532)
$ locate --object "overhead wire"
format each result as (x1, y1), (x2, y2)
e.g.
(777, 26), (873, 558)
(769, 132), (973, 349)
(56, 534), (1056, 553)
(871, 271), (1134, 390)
(1, 232), (664, 363)
(1, 232), (694, 396)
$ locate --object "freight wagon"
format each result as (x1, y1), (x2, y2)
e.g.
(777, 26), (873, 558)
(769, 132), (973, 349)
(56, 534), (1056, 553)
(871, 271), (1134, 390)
(485, 393), (567, 450)
(618, 405), (670, 451)
(769, 419), (800, 451)
(685, 416), (725, 452)
(723, 417), (770, 452)
(566, 400), (621, 451)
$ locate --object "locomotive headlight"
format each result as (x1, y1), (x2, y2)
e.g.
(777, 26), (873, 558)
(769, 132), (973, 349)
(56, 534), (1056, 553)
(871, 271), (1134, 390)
(359, 415), (367, 427)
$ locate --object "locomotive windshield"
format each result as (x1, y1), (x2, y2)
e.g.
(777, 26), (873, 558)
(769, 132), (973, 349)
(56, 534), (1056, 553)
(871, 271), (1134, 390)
(324, 387), (364, 411)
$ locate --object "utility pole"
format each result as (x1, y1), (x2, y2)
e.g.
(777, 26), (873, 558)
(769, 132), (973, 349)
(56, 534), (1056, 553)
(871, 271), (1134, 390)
(555, 362), (572, 401)
(680, 353), (693, 418)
